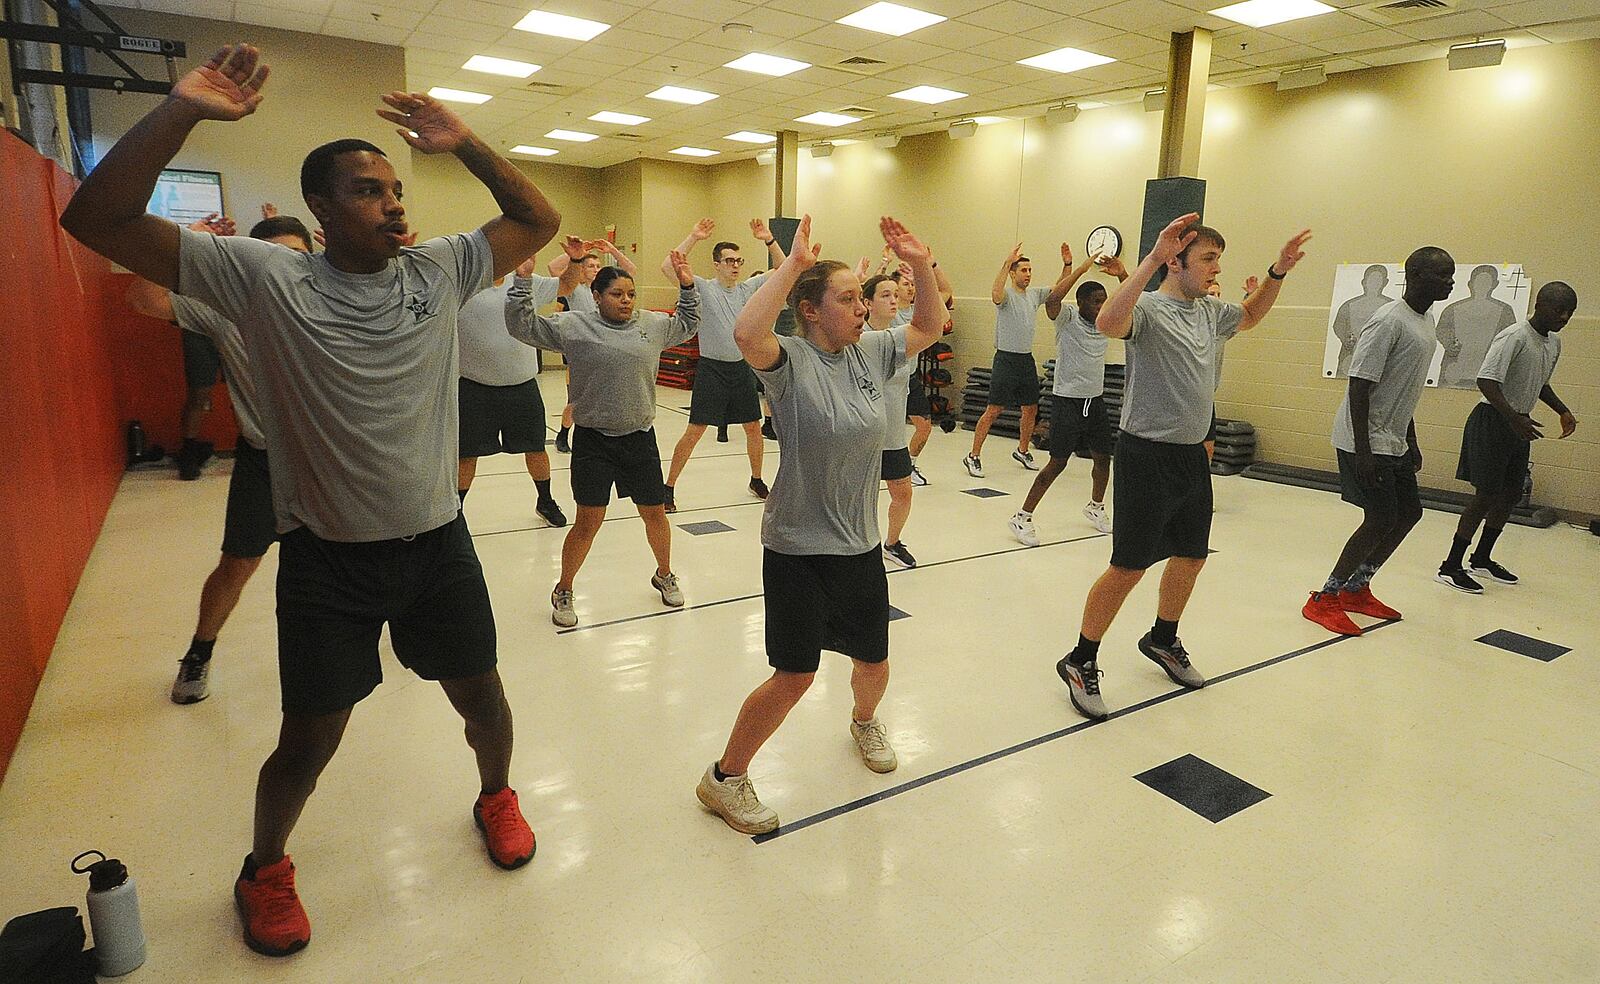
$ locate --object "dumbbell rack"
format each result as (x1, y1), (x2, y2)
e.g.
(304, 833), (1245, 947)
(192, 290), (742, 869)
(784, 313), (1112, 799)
(917, 343), (956, 428)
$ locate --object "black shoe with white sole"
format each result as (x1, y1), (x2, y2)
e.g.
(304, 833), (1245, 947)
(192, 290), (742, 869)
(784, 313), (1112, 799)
(535, 498), (568, 528)
(1469, 559), (1518, 584)
(1435, 566), (1484, 593)
(882, 541), (917, 569)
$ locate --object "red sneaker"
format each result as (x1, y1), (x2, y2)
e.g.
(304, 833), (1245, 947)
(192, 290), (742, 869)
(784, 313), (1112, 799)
(1302, 592), (1362, 636)
(234, 854), (310, 957)
(474, 788), (536, 870)
(1339, 586), (1402, 620)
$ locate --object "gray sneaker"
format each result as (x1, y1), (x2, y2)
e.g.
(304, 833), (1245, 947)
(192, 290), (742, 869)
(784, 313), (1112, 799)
(652, 571), (684, 607)
(1012, 449), (1039, 471)
(849, 717), (898, 773)
(550, 587), (577, 627)
(696, 764), (779, 834)
(963, 454), (984, 478)
(1057, 656), (1107, 721)
(171, 653), (212, 705)
(1138, 632), (1206, 689)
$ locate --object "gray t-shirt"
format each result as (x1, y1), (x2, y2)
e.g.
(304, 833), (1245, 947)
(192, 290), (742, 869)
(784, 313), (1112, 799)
(168, 292), (267, 450)
(506, 280), (699, 436)
(874, 325), (914, 451)
(1051, 306), (1107, 399)
(177, 225), (491, 541)
(693, 273), (765, 362)
(994, 284), (1051, 353)
(458, 276), (558, 387)
(561, 282), (598, 313)
(1121, 292), (1244, 444)
(757, 327), (908, 555)
(1332, 299), (1436, 456)
(1477, 321), (1560, 415)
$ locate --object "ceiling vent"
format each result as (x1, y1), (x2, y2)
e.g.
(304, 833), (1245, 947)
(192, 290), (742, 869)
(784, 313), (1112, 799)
(835, 55), (890, 76)
(613, 132), (645, 140)
(1351, 0), (1460, 26)
(523, 80), (571, 94)
(837, 105), (876, 117)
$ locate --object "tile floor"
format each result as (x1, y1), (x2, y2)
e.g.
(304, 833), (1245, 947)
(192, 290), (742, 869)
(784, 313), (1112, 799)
(2, 377), (1597, 983)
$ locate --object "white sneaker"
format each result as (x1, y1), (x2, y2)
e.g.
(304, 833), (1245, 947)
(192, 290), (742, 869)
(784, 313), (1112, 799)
(171, 653), (212, 705)
(652, 571), (684, 607)
(909, 464), (929, 487)
(1083, 501), (1112, 534)
(850, 717), (898, 773)
(551, 587), (577, 627)
(696, 764), (779, 834)
(1012, 449), (1039, 471)
(963, 454), (984, 478)
(1009, 512), (1040, 547)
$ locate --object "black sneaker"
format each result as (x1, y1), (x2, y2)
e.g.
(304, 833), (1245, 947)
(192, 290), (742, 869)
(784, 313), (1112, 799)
(749, 477), (769, 500)
(761, 418), (777, 441)
(882, 541), (917, 569)
(1468, 558), (1518, 585)
(1435, 565), (1484, 593)
(176, 439), (214, 481)
(1138, 633), (1206, 688)
(1056, 656), (1107, 720)
(554, 428), (571, 455)
(535, 498), (568, 528)
(663, 486), (677, 514)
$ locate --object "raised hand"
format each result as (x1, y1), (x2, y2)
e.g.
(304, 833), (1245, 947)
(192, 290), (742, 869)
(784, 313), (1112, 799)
(377, 91), (473, 155)
(515, 255), (539, 278)
(1005, 242), (1024, 266)
(260, 202), (278, 219)
(171, 44), (269, 122)
(596, 239), (623, 258)
(669, 249), (695, 287)
(187, 213), (236, 236)
(1095, 254), (1129, 280)
(749, 217), (773, 243)
(1060, 241), (1073, 267)
(1275, 228), (1313, 276)
(880, 216), (930, 264)
(1149, 212), (1200, 266)
(1244, 274), (1260, 296)
(786, 214), (818, 271)
(853, 256), (871, 282)
(691, 218), (715, 241)
(560, 235), (587, 262)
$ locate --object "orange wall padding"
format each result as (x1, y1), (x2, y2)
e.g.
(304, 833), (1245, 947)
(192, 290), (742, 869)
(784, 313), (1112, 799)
(0, 131), (130, 783)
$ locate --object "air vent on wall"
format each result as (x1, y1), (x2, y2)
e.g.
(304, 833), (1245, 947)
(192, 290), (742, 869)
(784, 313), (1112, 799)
(835, 56), (889, 76)
(1352, 0), (1460, 26)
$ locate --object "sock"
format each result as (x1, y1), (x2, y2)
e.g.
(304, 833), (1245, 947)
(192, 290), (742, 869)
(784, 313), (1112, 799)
(558, 426), (570, 438)
(1472, 526), (1503, 564)
(1068, 634), (1101, 666)
(535, 478), (553, 503)
(1152, 617), (1179, 647)
(712, 763), (732, 782)
(458, 487), (470, 504)
(187, 637), (215, 660)
(1446, 535), (1471, 569)
(242, 854), (260, 880)
(1348, 563), (1378, 589)
(1319, 573), (1345, 597)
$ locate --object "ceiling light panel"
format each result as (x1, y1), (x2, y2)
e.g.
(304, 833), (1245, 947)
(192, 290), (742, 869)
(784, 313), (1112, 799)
(510, 145), (558, 156)
(890, 85), (966, 104)
(462, 55), (539, 77)
(1207, 0), (1334, 29)
(1017, 47), (1115, 74)
(794, 111), (861, 126)
(513, 10), (611, 41)
(589, 111), (651, 125)
(546, 129), (599, 142)
(837, 2), (947, 37)
(670, 147), (719, 157)
(648, 85), (718, 104)
(726, 131), (776, 143)
(724, 53), (811, 76)
(428, 87), (491, 104)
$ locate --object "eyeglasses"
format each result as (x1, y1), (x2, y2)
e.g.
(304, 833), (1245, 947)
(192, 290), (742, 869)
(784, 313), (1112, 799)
(719, 256), (745, 266)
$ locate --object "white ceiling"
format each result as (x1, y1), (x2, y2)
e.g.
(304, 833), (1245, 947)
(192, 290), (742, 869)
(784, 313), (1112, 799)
(100, 0), (1600, 167)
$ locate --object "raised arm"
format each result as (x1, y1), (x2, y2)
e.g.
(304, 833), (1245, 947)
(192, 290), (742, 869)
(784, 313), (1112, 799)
(664, 218), (714, 282)
(60, 45), (268, 287)
(750, 218), (786, 267)
(1098, 213), (1198, 339)
(376, 91), (559, 279)
(992, 243), (1022, 305)
(1045, 242), (1093, 319)
(735, 216), (818, 371)
(125, 279), (176, 321)
(554, 236), (587, 298)
(664, 249), (701, 344)
(596, 239), (638, 278)
(881, 216), (941, 358)
(1239, 229), (1311, 331)
(931, 257), (954, 307)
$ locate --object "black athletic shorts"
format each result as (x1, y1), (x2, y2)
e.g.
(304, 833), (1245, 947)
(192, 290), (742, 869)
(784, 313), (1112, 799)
(689, 357), (761, 426)
(181, 330), (223, 389)
(988, 351), (1040, 408)
(763, 548), (889, 674)
(1456, 402), (1529, 495)
(275, 513), (497, 716)
(458, 376), (547, 457)
(1049, 395), (1114, 459)
(221, 442), (277, 559)
(1110, 432), (1212, 570)
(570, 426), (666, 507)
(1337, 449), (1423, 529)
(907, 382), (930, 419)
(882, 447), (913, 481)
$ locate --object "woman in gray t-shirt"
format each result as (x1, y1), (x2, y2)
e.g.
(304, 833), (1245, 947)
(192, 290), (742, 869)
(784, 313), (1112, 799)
(863, 274), (920, 569)
(695, 216), (944, 835)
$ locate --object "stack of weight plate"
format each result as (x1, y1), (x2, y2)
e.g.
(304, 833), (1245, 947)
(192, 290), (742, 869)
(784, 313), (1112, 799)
(1210, 418), (1256, 475)
(1102, 364), (1126, 446)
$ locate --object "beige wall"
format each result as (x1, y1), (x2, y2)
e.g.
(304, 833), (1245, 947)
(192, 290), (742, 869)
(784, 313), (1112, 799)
(405, 149), (605, 256)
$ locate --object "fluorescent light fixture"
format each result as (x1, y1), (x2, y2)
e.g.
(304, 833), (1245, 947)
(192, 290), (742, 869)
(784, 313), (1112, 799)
(1045, 103), (1080, 125)
(1276, 64), (1326, 90)
(973, 116), (1008, 125)
(545, 129), (598, 142)
(871, 132), (899, 148)
(513, 10), (610, 41)
(831, 138), (861, 146)
(809, 142), (834, 157)
(725, 131), (776, 144)
(428, 86), (491, 104)
(794, 110), (860, 126)
(755, 148), (776, 165)
(647, 85), (717, 104)
(1448, 38), (1506, 71)
(669, 146), (718, 157)
(589, 111), (650, 125)
(510, 145), (558, 156)
(838, 2), (946, 36)
(1143, 89), (1166, 112)
(463, 55), (539, 77)
(890, 84), (966, 104)
(948, 120), (977, 139)
(1018, 46), (1115, 74)
(724, 52), (810, 76)
(1207, 0), (1333, 29)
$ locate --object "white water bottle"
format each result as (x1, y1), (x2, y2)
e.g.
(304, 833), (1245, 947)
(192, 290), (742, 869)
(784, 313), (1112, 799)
(73, 850), (147, 976)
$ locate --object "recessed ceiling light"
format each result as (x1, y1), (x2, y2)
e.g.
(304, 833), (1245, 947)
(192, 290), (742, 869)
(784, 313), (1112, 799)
(726, 131), (776, 143)
(427, 86), (491, 104)
(795, 110), (861, 126)
(973, 116), (1008, 125)
(890, 85), (966, 104)
(648, 85), (718, 105)
(724, 53), (810, 76)
(462, 55), (539, 77)
(512, 10), (610, 41)
(831, 138), (861, 146)
(589, 111), (651, 125)
(1018, 47), (1115, 74)
(1207, 0), (1334, 29)
(670, 146), (719, 157)
(838, 2), (946, 37)
(546, 129), (599, 142)
(510, 145), (559, 156)
(1079, 101), (1110, 110)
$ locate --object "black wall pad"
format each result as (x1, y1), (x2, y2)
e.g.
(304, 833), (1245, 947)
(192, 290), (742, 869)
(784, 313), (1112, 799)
(1241, 462), (1558, 528)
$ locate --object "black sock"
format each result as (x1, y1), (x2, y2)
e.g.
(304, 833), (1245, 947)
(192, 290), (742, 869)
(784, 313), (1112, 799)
(458, 487), (469, 503)
(1068, 634), (1101, 666)
(535, 478), (552, 503)
(558, 426), (570, 438)
(1445, 535), (1470, 569)
(187, 637), (215, 660)
(712, 762), (731, 782)
(1472, 526), (1503, 564)
(241, 854), (260, 880)
(1152, 617), (1179, 647)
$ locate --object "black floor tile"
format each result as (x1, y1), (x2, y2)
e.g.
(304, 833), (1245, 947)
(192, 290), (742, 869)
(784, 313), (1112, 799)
(889, 606), (911, 621)
(961, 487), (1008, 498)
(1476, 629), (1570, 662)
(1134, 754), (1270, 823)
(679, 520), (735, 535)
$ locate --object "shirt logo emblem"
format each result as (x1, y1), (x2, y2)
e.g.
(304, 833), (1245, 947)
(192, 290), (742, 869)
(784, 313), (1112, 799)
(405, 292), (436, 323)
(858, 375), (881, 401)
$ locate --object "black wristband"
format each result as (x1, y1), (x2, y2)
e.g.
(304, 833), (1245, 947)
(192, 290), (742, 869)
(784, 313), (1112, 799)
(1267, 264), (1286, 280)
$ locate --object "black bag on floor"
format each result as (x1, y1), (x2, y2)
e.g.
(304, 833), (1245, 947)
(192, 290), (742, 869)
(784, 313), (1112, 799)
(0, 908), (95, 984)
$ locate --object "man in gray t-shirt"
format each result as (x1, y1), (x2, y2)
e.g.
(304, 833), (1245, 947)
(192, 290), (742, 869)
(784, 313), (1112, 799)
(59, 45), (564, 951)
(965, 244), (1056, 477)
(1058, 215), (1310, 722)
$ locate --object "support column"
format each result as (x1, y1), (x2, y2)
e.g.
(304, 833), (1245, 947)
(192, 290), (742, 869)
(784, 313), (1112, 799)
(774, 129), (799, 217)
(1157, 28), (1212, 179)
